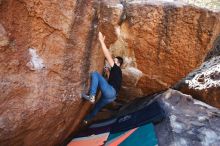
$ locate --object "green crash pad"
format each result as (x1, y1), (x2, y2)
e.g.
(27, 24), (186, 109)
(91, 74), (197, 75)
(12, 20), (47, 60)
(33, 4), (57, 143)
(106, 123), (158, 146)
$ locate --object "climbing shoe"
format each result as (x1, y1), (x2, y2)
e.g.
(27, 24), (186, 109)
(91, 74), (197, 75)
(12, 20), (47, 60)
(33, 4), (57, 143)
(83, 120), (88, 125)
(82, 93), (95, 103)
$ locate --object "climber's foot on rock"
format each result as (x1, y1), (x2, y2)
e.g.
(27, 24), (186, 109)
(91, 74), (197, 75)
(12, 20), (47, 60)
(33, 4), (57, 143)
(82, 93), (95, 103)
(83, 120), (89, 125)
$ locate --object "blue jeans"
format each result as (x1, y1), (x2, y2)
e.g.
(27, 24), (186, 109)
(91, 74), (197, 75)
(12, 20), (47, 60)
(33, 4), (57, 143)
(85, 71), (116, 121)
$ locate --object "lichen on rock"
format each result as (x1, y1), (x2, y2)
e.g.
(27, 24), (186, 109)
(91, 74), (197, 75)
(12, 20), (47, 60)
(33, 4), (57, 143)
(185, 56), (220, 90)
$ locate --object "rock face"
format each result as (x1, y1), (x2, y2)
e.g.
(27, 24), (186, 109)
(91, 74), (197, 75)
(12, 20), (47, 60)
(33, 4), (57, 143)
(0, 23), (9, 47)
(99, 0), (220, 101)
(175, 38), (220, 108)
(155, 89), (220, 146)
(113, 89), (220, 145)
(0, 0), (104, 146)
(0, 0), (220, 145)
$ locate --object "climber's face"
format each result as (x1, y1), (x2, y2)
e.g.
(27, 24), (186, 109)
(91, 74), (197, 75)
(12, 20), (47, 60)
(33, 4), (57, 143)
(114, 58), (120, 67)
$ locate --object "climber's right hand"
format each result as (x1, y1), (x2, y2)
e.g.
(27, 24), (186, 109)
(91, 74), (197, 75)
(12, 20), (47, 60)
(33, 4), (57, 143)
(98, 32), (105, 43)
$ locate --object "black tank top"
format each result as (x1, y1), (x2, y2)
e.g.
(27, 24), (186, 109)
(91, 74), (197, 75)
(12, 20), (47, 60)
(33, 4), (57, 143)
(108, 64), (122, 94)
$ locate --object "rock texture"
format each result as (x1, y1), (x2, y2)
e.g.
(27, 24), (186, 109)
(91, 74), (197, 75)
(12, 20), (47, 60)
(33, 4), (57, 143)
(0, 0), (220, 145)
(175, 38), (220, 108)
(109, 89), (220, 145)
(100, 0), (220, 101)
(155, 89), (220, 146)
(0, 0), (104, 146)
(0, 23), (9, 47)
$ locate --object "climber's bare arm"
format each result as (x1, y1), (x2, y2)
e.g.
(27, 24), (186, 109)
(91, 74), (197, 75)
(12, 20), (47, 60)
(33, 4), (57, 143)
(98, 32), (114, 67)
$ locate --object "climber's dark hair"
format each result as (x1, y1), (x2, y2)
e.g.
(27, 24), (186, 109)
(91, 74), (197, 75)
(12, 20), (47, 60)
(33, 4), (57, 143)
(116, 56), (123, 67)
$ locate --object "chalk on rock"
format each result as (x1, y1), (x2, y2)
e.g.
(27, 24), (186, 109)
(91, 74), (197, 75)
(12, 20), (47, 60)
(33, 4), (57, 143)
(26, 48), (45, 71)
